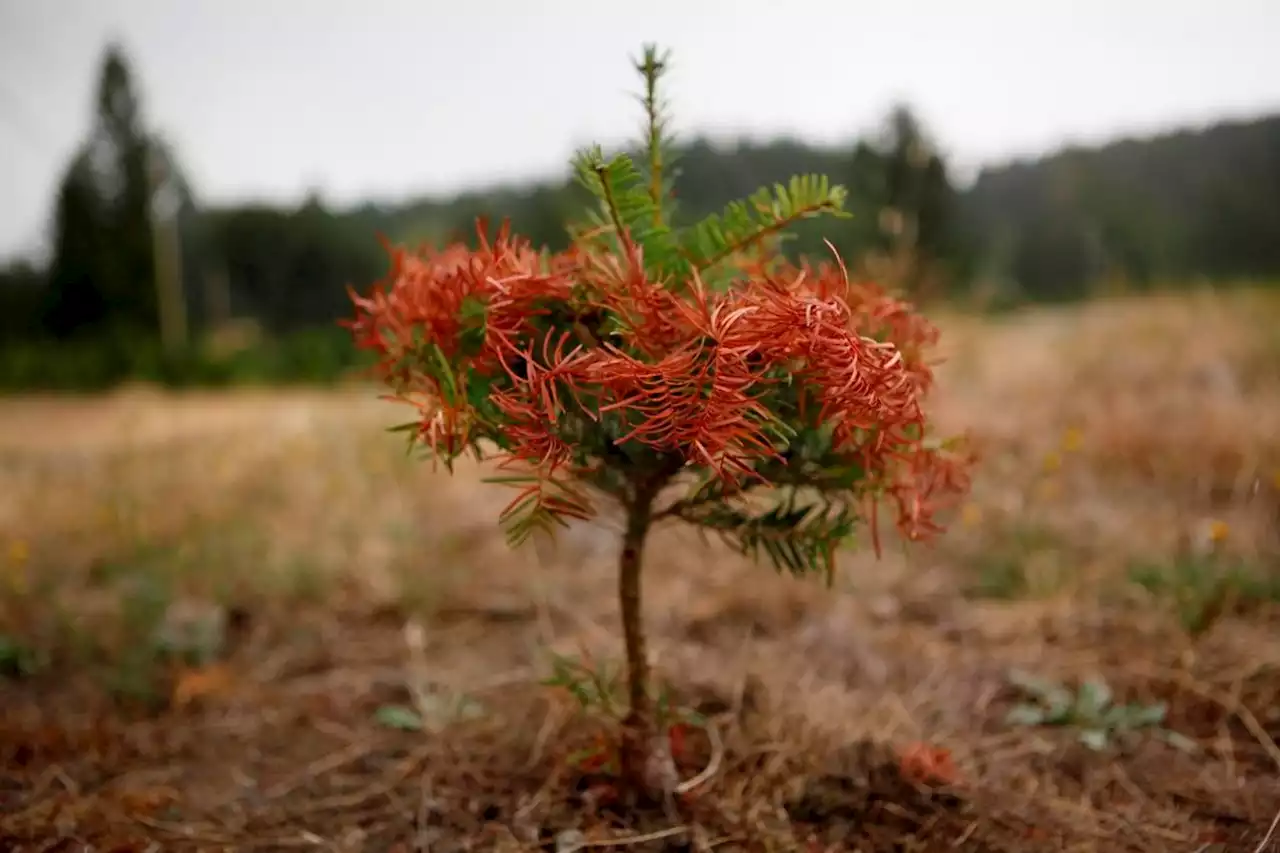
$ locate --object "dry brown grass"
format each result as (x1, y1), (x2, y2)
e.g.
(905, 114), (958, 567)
(2, 287), (1280, 851)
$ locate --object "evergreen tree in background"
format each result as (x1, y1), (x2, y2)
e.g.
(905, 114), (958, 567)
(44, 152), (108, 337)
(845, 105), (957, 300)
(46, 44), (159, 339)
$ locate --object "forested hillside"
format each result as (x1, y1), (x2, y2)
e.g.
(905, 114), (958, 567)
(1, 44), (1277, 387)
(961, 115), (1280, 302)
(184, 112), (1280, 335)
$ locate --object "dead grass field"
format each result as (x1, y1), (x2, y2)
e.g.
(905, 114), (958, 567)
(2, 288), (1279, 851)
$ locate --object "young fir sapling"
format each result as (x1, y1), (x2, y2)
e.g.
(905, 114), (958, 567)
(345, 45), (972, 796)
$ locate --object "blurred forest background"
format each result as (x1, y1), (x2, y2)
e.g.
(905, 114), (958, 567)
(2, 43), (1279, 389)
(5, 24), (1280, 849)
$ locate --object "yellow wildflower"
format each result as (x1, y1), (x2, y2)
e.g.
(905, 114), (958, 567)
(4, 541), (28, 595)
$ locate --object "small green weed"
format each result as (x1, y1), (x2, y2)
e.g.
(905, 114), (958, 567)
(1004, 669), (1196, 752)
(543, 651), (627, 719)
(264, 556), (331, 605)
(0, 634), (44, 678)
(1129, 554), (1280, 637)
(101, 573), (178, 705)
(372, 694), (486, 732)
(541, 651), (707, 774)
(963, 524), (1068, 600)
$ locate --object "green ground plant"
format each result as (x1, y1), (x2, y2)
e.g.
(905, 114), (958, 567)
(1004, 669), (1196, 752)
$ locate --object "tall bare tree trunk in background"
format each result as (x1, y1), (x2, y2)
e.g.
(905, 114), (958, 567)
(147, 144), (187, 354)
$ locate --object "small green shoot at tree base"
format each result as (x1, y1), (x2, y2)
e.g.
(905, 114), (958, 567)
(346, 43), (973, 798)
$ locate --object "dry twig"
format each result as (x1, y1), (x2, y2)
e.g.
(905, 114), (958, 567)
(561, 825), (690, 851)
(1253, 807), (1280, 853)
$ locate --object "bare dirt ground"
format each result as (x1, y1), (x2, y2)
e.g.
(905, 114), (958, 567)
(2, 288), (1279, 851)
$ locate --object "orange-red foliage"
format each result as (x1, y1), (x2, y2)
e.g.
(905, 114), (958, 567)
(347, 220), (970, 542)
(897, 741), (960, 787)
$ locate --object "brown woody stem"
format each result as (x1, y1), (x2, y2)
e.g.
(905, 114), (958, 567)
(615, 455), (685, 794)
(619, 466), (687, 795)
(620, 482), (657, 723)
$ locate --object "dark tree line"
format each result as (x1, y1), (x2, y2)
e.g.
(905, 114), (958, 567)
(2, 42), (1278, 382)
(961, 116), (1280, 301)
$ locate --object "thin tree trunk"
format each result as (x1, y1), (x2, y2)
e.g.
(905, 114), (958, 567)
(619, 482), (659, 792)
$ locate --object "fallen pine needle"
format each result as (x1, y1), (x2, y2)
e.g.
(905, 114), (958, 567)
(562, 826), (690, 851)
(1252, 806), (1280, 853)
(676, 718), (723, 796)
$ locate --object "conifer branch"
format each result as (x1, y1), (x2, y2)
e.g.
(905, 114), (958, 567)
(696, 201), (829, 271)
(572, 147), (688, 279)
(684, 175), (851, 279)
(594, 161), (633, 252)
(654, 473), (760, 519)
(635, 44), (671, 228)
(671, 490), (856, 579)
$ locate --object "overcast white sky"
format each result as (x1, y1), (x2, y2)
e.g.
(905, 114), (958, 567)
(2, 0), (1278, 262)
